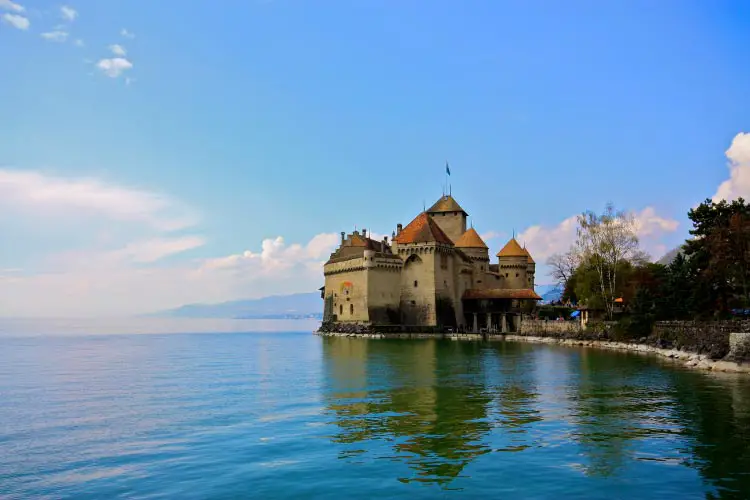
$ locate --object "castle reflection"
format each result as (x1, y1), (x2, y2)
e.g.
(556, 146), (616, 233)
(321, 338), (543, 484)
(321, 337), (750, 495)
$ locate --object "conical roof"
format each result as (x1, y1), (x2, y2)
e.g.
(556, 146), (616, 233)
(523, 246), (535, 264)
(454, 228), (488, 249)
(496, 237), (526, 258)
(427, 195), (468, 216)
(393, 212), (454, 245)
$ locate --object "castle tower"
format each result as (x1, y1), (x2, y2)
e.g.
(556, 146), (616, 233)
(496, 238), (528, 289)
(426, 195), (467, 243)
(523, 246), (536, 289)
(454, 227), (490, 287)
(393, 212), (459, 327)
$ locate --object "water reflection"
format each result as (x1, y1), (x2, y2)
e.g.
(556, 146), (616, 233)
(322, 339), (494, 484)
(322, 337), (750, 496)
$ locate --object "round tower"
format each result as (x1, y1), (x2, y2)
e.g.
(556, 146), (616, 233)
(496, 238), (528, 289)
(363, 249), (375, 268)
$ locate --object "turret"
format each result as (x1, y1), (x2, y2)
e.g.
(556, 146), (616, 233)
(496, 238), (528, 289)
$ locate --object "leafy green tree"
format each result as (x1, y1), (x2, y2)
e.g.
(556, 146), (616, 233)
(575, 204), (640, 319)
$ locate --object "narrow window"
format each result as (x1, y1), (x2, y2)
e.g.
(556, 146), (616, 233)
(339, 305), (343, 315)
(516, 273), (519, 277)
(414, 280), (418, 287)
(411, 300), (416, 305)
(505, 273), (509, 277)
(350, 304), (354, 315)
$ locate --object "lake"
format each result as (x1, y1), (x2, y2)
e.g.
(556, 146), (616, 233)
(1, 321), (750, 498)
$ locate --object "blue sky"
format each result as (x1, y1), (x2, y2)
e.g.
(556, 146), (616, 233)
(1, 0), (749, 317)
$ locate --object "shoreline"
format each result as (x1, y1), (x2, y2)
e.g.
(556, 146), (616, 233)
(314, 330), (750, 374)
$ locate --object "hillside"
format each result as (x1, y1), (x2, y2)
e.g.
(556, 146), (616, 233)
(153, 292), (323, 319)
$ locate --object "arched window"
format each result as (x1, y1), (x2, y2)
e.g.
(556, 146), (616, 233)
(350, 304), (354, 315)
(414, 280), (418, 287)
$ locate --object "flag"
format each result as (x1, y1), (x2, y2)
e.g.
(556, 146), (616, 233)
(446, 162), (451, 176)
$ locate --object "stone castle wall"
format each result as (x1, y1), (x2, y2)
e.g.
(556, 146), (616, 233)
(399, 248), (438, 325)
(324, 257), (370, 322)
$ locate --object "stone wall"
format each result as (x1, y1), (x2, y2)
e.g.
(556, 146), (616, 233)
(519, 319), (613, 340)
(651, 320), (750, 360)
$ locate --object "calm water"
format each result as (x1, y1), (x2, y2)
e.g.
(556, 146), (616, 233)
(2, 324), (750, 499)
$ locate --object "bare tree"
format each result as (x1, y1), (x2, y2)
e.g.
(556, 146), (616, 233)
(575, 203), (639, 319)
(547, 249), (580, 288)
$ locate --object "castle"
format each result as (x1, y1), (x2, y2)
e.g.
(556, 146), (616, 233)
(320, 194), (541, 332)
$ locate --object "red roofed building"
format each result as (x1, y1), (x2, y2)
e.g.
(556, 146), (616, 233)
(321, 194), (540, 332)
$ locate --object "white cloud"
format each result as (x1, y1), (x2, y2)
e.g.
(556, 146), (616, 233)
(0, 170), (219, 317)
(480, 230), (506, 242)
(517, 206), (679, 275)
(0, 232), (339, 318)
(125, 77), (135, 86)
(0, 0), (24, 12)
(96, 57), (133, 78)
(60, 5), (77, 21)
(2, 12), (29, 29)
(713, 132), (750, 203)
(0, 169), (197, 231)
(73, 38), (84, 47)
(120, 28), (135, 39)
(109, 43), (126, 56)
(41, 30), (69, 42)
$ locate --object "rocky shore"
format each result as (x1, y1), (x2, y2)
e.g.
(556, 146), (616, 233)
(503, 334), (750, 374)
(315, 321), (750, 375)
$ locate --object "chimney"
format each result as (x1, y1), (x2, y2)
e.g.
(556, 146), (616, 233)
(397, 223), (403, 234)
(340, 231), (345, 245)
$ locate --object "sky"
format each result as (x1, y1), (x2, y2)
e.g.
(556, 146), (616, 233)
(1, 0), (750, 317)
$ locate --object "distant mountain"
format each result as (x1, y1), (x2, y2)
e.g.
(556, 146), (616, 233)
(657, 244), (686, 266)
(535, 284), (563, 304)
(153, 292), (323, 319)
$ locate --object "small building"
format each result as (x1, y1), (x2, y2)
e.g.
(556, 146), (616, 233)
(320, 194), (542, 332)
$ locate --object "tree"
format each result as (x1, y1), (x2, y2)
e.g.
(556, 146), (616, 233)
(547, 249), (580, 288)
(685, 198), (750, 316)
(575, 203), (640, 319)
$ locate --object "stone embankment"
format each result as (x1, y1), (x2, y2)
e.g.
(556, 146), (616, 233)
(512, 319), (750, 374)
(316, 320), (750, 374)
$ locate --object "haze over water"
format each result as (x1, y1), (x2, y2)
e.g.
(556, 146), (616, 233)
(1, 323), (750, 498)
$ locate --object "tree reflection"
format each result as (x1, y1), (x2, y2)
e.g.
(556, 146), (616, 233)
(321, 338), (493, 485)
(667, 370), (750, 499)
(565, 350), (671, 477)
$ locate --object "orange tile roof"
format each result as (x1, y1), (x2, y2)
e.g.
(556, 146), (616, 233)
(496, 238), (527, 258)
(454, 227), (488, 249)
(393, 212), (454, 245)
(523, 246), (535, 264)
(427, 195), (468, 215)
(462, 288), (542, 300)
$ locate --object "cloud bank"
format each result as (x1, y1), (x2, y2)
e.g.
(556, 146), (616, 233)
(713, 132), (750, 203)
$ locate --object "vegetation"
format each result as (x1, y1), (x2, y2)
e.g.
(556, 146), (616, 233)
(546, 198), (750, 339)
